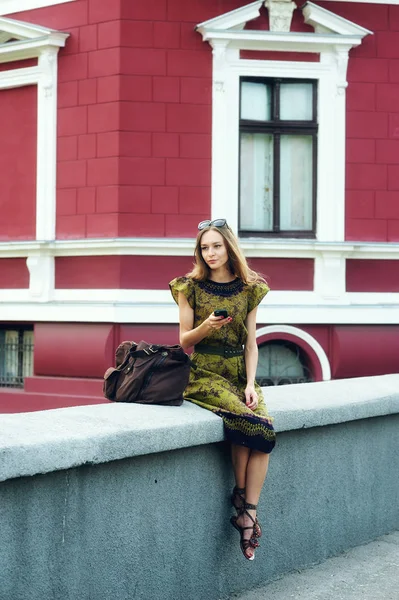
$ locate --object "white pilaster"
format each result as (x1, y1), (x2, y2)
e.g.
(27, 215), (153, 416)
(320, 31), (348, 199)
(36, 47), (59, 241)
(210, 43), (240, 232)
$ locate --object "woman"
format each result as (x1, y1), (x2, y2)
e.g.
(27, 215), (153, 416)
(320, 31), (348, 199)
(169, 219), (276, 561)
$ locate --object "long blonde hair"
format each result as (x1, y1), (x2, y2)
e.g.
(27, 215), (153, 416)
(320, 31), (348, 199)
(186, 224), (265, 284)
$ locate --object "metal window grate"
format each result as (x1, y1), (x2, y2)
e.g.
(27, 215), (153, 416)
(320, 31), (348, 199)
(256, 340), (313, 387)
(0, 330), (34, 388)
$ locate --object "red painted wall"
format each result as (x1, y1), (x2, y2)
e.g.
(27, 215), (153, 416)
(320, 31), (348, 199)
(0, 59), (37, 71)
(248, 258), (314, 291)
(34, 322), (116, 378)
(331, 325), (399, 378)
(13, 0), (215, 240)
(322, 2), (399, 242)
(0, 86), (37, 240)
(33, 322), (180, 378)
(30, 320), (399, 381)
(55, 255), (194, 288)
(8, 0), (397, 242)
(346, 259), (399, 292)
(54, 255), (314, 290)
(0, 259), (29, 288)
(2, 0), (397, 243)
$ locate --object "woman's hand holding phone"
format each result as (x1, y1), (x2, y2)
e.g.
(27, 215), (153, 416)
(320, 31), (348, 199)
(206, 310), (232, 330)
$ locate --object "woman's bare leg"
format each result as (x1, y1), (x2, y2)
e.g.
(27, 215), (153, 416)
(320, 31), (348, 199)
(231, 444), (251, 488)
(245, 450), (270, 506)
(235, 450), (270, 559)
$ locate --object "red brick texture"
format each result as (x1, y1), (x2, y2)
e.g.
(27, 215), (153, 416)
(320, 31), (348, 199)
(0, 86), (37, 241)
(17, 0), (214, 239)
(10, 0), (399, 242)
(331, 1), (399, 242)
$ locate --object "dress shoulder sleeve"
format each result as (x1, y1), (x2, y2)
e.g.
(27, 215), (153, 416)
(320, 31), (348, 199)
(169, 276), (195, 309)
(247, 281), (270, 313)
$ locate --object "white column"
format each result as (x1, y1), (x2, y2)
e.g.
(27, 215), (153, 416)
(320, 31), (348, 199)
(317, 49), (349, 243)
(36, 47), (59, 241)
(210, 42), (240, 232)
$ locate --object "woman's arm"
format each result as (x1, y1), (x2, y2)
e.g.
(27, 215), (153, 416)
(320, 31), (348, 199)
(243, 307), (260, 409)
(178, 292), (229, 350)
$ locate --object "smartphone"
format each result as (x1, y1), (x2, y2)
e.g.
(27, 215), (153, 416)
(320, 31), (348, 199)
(214, 309), (228, 318)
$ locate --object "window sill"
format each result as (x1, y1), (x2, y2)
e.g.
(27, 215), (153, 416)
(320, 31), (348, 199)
(239, 231), (316, 239)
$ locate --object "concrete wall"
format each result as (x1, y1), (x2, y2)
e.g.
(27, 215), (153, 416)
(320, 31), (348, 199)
(1, 375), (399, 600)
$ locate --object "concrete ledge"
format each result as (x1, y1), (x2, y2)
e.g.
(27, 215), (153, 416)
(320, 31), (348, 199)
(0, 402), (224, 483)
(1, 375), (399, 600)
(1, 374), (399, 483)
(268, 372), (399, 431)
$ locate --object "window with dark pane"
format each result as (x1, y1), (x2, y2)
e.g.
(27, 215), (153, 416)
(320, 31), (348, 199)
(256, 340), (313, 386)
(239, 78), (318, 238)
(0, 327), (34, 388)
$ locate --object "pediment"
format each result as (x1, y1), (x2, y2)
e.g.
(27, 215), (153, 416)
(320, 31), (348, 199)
(197, 0), (372, 46)
(302, 3), (372, 36)
(0, 16), (68, 58)
(197, 0), (264, 32)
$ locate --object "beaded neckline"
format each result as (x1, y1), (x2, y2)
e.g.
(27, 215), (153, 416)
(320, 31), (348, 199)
(198, 278), (244, 297)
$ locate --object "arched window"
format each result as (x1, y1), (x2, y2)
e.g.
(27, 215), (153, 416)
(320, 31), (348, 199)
(256, 340), (313, 386)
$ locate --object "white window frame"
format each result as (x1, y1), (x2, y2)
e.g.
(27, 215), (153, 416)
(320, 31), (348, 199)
(196, 1), (371, 242)
(0, 17), (68, 243)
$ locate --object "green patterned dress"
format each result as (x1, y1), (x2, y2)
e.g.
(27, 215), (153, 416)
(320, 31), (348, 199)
(169, 276), (276, 454)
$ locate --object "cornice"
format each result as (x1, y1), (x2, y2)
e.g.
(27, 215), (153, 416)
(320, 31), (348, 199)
(2, 238), (399, 260)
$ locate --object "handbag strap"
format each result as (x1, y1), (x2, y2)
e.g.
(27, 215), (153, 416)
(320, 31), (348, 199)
(130, 345), (195, 367)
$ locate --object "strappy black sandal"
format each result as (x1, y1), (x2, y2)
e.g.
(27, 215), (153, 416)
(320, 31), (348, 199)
(231, 486), (245, 513)
(231, 486), (262, 540)
(254, 516), (262, 539)
(230, 502), (259, 561)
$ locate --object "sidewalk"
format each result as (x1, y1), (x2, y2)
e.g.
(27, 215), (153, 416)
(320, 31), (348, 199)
(230, 530), (399, 600)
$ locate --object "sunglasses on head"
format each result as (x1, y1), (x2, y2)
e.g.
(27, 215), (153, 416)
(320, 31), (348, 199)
(198, 219), (227, 230)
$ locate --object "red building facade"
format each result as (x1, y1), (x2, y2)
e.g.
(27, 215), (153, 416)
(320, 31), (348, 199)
(1, 0), (399, 411)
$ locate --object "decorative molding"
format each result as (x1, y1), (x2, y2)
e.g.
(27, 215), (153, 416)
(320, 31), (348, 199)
(0, 291), (398, 325)
(198, 29), (366, 53)
(196, 1), (263, 34)
(0, 16), (56, 39)
(314, 253), (346, 302)
(0, 0), (76, 16)
(1, 237), (398, 325)
(3, 237), (399, 259)
(211, 39), (229, 68)
(0, 65), (40, 87)
(264, 0), (296, 33)
(0, 18), (68, 64)
(196, 2), (371, 239)
(303, 2), (373, 36)
(26, 255), (54, 301)
(255, 324), (332, 380)
(334, 48), (350, 95)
